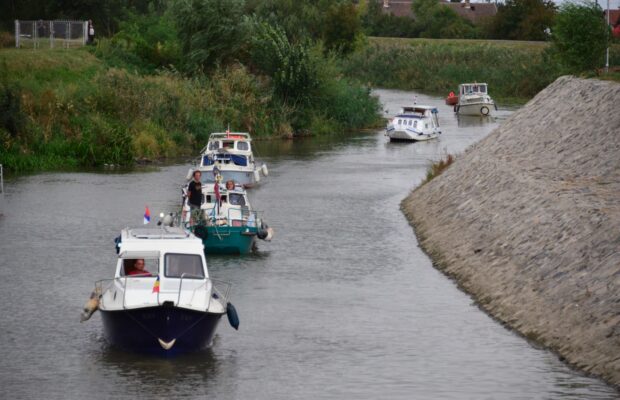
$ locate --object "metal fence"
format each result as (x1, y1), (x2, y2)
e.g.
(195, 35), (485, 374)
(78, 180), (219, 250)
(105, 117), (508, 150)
(15, 20), (88, 48)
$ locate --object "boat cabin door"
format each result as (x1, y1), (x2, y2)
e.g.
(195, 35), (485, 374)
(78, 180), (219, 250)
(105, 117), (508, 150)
(432, 113), (439, 128)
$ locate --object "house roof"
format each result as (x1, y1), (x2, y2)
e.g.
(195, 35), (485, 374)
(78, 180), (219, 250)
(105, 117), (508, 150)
(381, 0), (414, 18)
(380, 1), (497, 23)
(605, 9), (620, 26)
(441, 1), (498, 23)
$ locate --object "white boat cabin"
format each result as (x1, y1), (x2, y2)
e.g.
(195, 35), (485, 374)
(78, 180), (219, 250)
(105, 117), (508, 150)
(459, 83), (489, 96)
(200, 132), (254, 168)
(393, 106), (440, 130)
(99, 227), (226, 313)
(199, 182), (257, 226)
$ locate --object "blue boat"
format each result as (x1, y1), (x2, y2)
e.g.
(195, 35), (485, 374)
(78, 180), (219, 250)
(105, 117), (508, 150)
(89, 226), (239, 356)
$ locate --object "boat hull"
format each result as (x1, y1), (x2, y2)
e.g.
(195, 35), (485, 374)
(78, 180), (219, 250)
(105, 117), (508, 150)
(456, 102), (495, 116)
(197, 226), (257, 254)
(100, 306), (224, 356)
(387, 129), (440, 142)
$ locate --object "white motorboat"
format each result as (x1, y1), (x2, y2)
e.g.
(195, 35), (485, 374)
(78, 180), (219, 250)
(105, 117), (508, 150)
(454, 83), (496, 116)
(189, 131), (268, 188)
(84, 225), (239, 355)
(386, 106), (441, 142)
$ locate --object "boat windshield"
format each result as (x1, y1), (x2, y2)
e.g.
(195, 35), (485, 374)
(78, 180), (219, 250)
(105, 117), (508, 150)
(229, 193), (246, 206)
(122, 258), (159, 277)
(164, 253), (205, 279)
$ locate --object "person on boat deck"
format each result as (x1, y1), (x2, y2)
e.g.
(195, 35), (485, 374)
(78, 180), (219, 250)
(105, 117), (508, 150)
(187, 170), (202, 210)
(126, 259), (151, 276)
(225, 180), (235, 191)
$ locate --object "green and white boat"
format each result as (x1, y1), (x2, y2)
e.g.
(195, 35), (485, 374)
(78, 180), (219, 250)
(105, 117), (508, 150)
(183, 180), (273, 255)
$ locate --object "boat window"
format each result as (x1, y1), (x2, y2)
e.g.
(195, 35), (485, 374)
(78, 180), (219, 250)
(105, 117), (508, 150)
(222, 141), (234, 149)
(205, 195), (212, 204)
(425, 124), (429, 129)
(164, 254), (205, 279)
(398, 119), (402, 125)
(229, 193), (246, 206)
(413, 121), (418, 128)
(237, 142), (249, 151)
(122, 258), (158, 277)
(208, 141), (219, 151)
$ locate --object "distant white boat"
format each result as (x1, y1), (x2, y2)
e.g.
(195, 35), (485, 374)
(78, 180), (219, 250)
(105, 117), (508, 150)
(385, 106), (441, 142)
(188, 131), (268, 188)
(455, 83), (496, 116)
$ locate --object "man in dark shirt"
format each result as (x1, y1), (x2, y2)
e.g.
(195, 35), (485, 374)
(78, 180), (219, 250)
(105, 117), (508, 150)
(187, 170), (203, 209)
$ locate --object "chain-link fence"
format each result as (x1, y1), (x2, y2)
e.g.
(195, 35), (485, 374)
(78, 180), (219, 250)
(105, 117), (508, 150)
(14, 20), (88, 48)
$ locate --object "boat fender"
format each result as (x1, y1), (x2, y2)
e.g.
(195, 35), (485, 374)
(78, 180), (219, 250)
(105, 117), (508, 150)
(253, 169), (261, 183)
(257, 226), (269, 240)
(227, 302), (240, 330)
(193, 224), (208, 239)
(114, 235), (121, 254)
(481, 106), (490, 116)
(261, 164), (269, 177)
(265, 227), (274, 241)
(80, 286), (102, 323)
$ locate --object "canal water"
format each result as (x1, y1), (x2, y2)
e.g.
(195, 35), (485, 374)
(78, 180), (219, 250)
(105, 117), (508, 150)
(0, 90), (618, 399)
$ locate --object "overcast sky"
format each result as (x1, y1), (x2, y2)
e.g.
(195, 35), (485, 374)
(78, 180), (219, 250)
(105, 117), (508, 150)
(552, 0), (619, 8)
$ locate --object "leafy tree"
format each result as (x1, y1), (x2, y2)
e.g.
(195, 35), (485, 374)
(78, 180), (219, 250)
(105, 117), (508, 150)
(171, 0), (247, 72)
(323, 2), (362, 54)
(245, 0), (327, 43)
(551, 3), (609, 73)
(412, 0), (478, 39)
(361, 0), (420, 38)
(250, 21), (319, 106)
(486, 0), (556, 41)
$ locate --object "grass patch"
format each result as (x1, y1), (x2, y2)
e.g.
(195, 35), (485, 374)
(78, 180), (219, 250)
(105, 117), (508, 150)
(424, 153), (455, 183)
(0, 47), (382, 173)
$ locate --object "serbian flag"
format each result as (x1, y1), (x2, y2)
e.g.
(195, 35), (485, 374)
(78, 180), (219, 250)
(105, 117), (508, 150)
(152, 275), (160, 293)
(143, 206), (151, 225)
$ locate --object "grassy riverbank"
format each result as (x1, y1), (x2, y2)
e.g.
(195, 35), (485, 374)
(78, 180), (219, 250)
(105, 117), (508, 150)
(0, 47), (382, 173)
(341, 37), (620, 103)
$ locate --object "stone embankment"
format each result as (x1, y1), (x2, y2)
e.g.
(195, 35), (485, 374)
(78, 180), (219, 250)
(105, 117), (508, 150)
(402, 76), (620, 387)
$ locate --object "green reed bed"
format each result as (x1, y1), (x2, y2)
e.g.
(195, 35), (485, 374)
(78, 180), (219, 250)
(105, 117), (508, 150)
(0, 47), (381, 173)
(342, 38), (561, 103)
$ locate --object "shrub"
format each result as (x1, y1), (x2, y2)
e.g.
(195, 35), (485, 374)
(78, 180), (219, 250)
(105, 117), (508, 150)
(0, 31), (14, 48)
(424, 154), (454, 183)
(551, 3), (609, 73)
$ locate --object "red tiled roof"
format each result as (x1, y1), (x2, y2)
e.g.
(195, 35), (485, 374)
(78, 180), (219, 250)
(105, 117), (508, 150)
(605, 9), (620, 26)
(381, 1), (414, 18)
(380, 1), (497, 23)
(441, 1), (498, 23)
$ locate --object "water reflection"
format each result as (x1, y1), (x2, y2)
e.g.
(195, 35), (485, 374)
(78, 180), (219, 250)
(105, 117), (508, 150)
(457, 115), (496, 128)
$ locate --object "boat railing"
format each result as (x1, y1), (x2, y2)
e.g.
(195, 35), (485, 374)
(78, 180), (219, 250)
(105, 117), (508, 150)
(96, 275), (230, 310)
(177, 274), (231, 310)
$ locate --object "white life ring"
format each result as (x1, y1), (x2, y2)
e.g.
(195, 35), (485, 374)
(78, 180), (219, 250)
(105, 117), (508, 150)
(480, 106), (490, 116)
